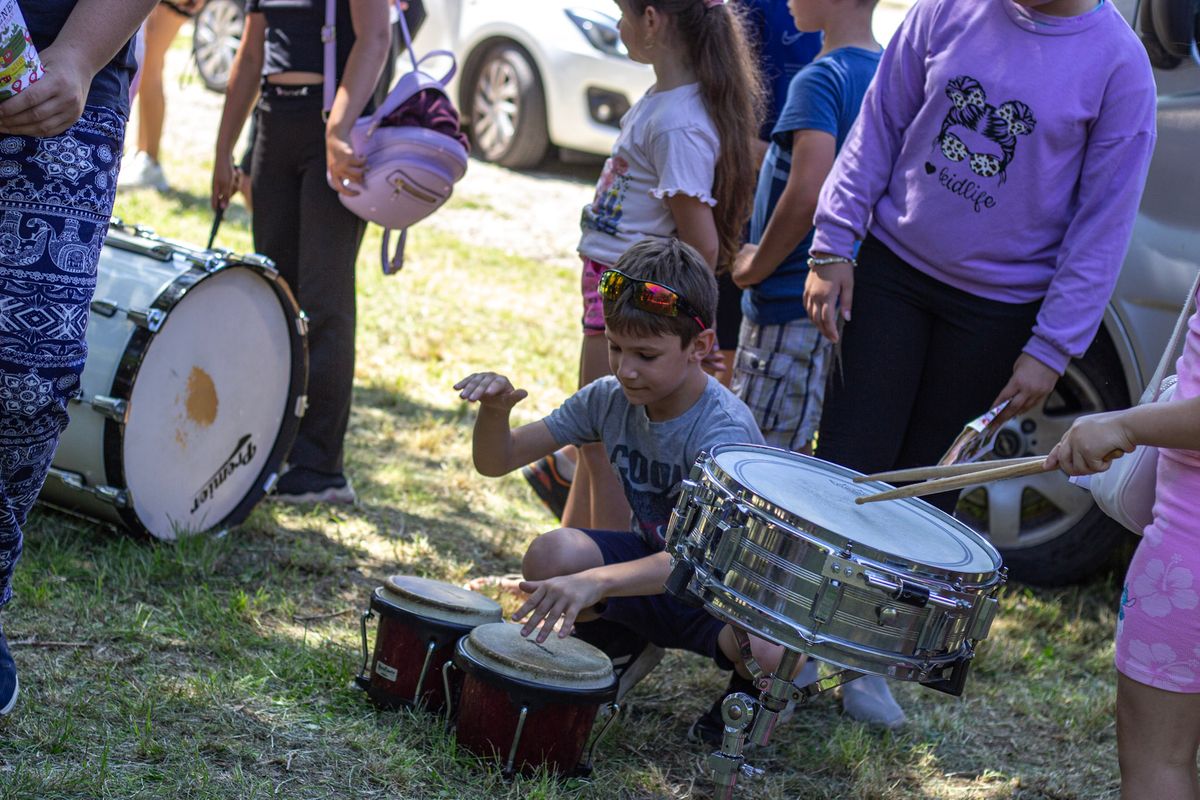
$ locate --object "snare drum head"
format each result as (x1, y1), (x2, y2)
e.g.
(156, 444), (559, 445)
(123, 267), (293, 538)
(461, 622), (616, 692)
(709, 444), (1000, 575)
(380, 575), (503, 627)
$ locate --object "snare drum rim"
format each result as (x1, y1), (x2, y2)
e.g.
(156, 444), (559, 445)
(100, 234), (308, 540)
(453, 636), (619, 707)
(701, 444), (1002, 586)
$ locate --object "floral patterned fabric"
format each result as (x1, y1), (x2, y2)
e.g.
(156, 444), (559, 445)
(1114, 290), (1200, 693)
(0, 106), (124, 608)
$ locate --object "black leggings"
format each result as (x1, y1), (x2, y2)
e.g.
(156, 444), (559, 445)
(251, 93), (365, 475)
(815, 236), (1042, 512)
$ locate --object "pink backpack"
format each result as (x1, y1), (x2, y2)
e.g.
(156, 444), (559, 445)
(324, 0), (469, 274)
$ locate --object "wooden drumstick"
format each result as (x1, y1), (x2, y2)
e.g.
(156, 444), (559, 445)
(855, 449), (1127, 505)
(855, 458), (1050, 504)
(853, 455), (1045, 484)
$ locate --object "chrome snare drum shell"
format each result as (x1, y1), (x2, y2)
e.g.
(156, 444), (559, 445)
(666, 444), (1004, 687)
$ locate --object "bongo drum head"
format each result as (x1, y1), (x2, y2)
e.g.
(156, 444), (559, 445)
(712, 445), (999, 574)
(462, 622), (615, 692)
(381, 575), (502, 628)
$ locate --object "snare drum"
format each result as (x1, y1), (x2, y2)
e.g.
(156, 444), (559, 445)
(39, 223), (307, 540)
(666, 444), (1004, 693)
(356, 575), (502, 711)
(448, 622), (618, 776)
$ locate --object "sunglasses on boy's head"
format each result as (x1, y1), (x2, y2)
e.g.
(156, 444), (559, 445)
(597, 269), (708, 331)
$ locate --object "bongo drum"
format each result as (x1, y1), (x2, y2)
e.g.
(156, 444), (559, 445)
(446, 622), (618, 776)
(666, 444), (1004, 695)
(39, 223), (307, 539)
(357, 575), (502, 711)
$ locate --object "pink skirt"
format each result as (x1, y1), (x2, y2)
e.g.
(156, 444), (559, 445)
(1114, 453), (1200, 693)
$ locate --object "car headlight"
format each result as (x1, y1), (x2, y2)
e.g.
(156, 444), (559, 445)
(565, 8), (628, 58)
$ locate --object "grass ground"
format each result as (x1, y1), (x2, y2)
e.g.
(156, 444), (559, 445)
(0, 35), (1145, 800)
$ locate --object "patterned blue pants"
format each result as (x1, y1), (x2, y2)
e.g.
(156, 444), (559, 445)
(0, 107), (125, 608)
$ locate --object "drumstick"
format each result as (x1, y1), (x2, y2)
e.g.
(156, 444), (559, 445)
(207, 206), (224, 251)
(853, 455), (1046, 484)
(855, 458), (1050, 505)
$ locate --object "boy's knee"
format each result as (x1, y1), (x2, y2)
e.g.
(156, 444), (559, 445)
(522, 528), (590, 581)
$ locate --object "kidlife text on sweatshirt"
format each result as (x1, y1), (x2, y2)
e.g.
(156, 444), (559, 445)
(810, 0), (1156, 374)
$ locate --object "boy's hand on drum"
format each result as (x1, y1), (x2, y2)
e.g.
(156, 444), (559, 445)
(1046, 411), (1135, 476)
(454, 372), (529, 410)
(512, 574), (605, 644)
(804, 260), (854, 342)
(991, 353), (1059, 424)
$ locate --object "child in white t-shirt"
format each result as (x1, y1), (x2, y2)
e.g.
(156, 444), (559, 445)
(563, 0), (764, 536)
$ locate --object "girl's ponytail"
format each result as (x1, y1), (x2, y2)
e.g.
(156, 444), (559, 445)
(630, 0), (765, 268)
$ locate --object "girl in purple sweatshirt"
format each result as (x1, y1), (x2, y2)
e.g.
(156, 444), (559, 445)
(802, 0), (1155, 502)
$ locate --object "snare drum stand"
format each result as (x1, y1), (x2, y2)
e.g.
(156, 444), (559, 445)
(708, 647), (863, 800)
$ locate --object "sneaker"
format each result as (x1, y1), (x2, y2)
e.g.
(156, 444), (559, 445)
(688, 671), (758, 747)
(117, 151), (169, 192)
(571, 618), (663, 701)
(521, 452), (572, 520)
(271, 467), (356, 505)
(0, 626), (18, 716)
(841, 674), (906, 730)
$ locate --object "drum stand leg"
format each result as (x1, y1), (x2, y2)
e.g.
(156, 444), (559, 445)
(707, 692), (761, 800)
(354, 609), (374, 691)
(411, 640), (438, 708)
(794, 667), (864, 704)
(504, 705), (530, 777)
(577, 701), (621, 778)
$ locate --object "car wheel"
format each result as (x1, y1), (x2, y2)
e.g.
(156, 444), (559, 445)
(468, 43), (550, 169)
(192, 0), (244, 94)
(953, 333), (1134, 586)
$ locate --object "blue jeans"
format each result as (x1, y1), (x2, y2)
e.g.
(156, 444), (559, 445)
(0, 107), (125, 608)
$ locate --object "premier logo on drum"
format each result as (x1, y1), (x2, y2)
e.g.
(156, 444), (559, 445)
(191, 434), (256, 515)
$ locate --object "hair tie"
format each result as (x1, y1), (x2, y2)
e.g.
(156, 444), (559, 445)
(703, 0), (725, 8)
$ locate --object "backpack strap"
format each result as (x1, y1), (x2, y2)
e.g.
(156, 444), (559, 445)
(1148, 269), (1200, 401)
(323, 0), (337, 118)
(381, 227), (407, 275)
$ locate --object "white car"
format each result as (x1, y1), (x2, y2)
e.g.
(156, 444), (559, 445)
(414, 0), (654, 167)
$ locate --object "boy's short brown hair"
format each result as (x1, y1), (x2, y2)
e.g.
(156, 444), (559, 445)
(602, 238), (717, 347)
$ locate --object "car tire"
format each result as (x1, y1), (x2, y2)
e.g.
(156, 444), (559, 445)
(952, 332), (1135, 586)
(192, 0), (244, 94)
(467, 43), (550, 169)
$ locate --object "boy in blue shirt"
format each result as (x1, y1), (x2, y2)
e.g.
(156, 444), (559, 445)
(727, 0), (901, 731)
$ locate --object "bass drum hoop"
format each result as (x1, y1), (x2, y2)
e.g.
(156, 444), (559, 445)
(101, 251), (307, 538)
(698, 444), (1001, 587)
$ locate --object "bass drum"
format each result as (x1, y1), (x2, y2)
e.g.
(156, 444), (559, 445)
(40, 223), (308, 540)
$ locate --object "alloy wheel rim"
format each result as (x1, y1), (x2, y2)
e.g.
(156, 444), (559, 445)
(194, 1), (242, 87)
(473, 58), (521, 159)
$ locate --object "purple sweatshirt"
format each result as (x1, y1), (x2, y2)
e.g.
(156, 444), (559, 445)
(811, 0), (1156, 373)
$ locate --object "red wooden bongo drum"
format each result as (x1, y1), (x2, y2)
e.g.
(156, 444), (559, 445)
(356, 575), (502, 711)
(446, 622), (619, 777)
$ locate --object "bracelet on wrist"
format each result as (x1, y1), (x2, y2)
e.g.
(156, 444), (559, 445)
(807, 255), (856, 269)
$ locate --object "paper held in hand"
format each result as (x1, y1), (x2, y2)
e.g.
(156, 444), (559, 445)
(938, 399), (1012, 466)
(0, 0), (43, 102)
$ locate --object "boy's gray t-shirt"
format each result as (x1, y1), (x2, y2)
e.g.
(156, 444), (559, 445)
(544, 375), (765, 549)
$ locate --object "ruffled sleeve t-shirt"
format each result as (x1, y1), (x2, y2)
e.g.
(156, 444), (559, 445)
(578, 83), (719, 267)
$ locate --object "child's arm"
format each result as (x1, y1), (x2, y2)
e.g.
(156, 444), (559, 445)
(732, 129), (837, 289)
(512, 552), (672, 643)
(455, 372), (559, 477)
(1047, 396), (1200, 476)
(665, 195), (719, 269)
